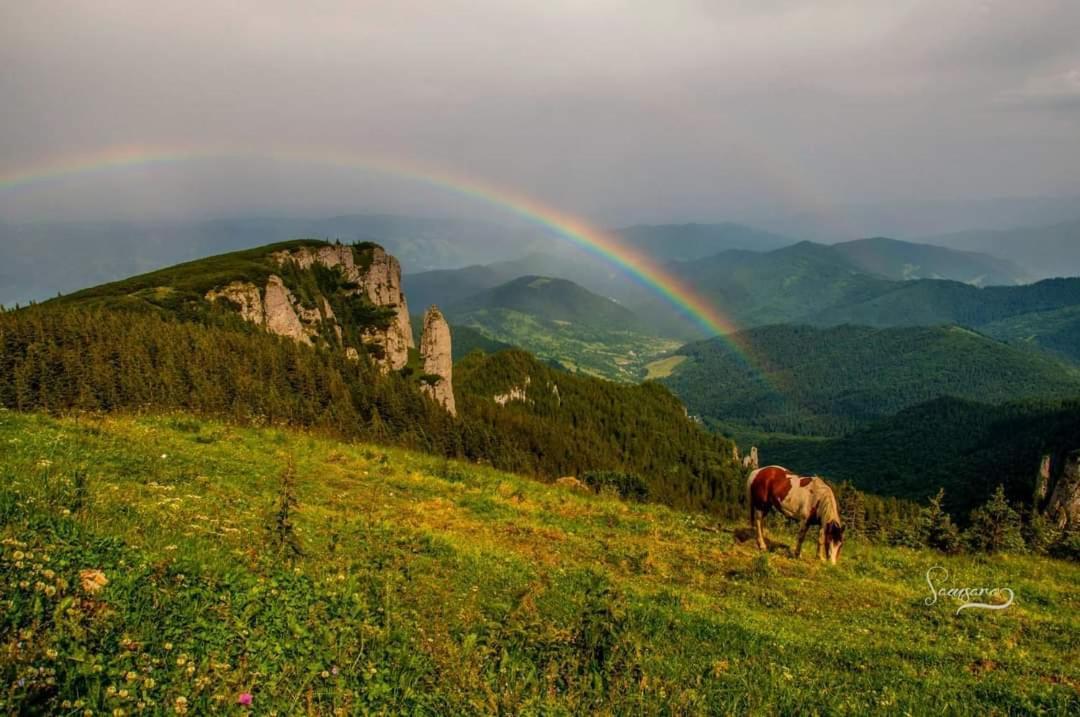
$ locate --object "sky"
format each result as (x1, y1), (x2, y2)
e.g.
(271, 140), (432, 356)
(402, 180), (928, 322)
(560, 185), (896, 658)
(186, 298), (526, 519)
(2, 0), (1079, 225)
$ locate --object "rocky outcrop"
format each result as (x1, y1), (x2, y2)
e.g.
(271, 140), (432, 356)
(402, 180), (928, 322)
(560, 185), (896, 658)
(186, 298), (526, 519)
(1045, 450), (1080, 530)
(263, 275), (312, 345)
(271, 243), (412, 370)
(207, 274), (334, 346)
(494, 376), (531, 406)
(742, 447), (759, 472)
(419, 306), (455, 416)
(206, 282), (264, 325)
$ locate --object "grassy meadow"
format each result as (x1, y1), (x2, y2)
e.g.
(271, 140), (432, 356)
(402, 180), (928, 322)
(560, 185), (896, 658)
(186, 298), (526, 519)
(1, 410), (1078, 715)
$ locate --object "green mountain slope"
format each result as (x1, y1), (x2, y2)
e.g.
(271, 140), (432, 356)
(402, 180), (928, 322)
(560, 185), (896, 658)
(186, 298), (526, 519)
(980, 305), (1080, 363)
(925, 217), (1080, 279)
(661, 324), (1080, 436)
(807, 277), (1080, 329)
(760, 397), (1080, 517)
(403, 264), (510, 315)
(446, 277), (679, 381)
(4, 411), (1077, 714)
(829, 236), (1028, 285)
(451, 276), (648, 333)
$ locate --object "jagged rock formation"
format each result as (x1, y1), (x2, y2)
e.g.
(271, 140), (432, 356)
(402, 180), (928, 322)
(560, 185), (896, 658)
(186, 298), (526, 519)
(205, 243), (413, 370)
(1045, 450), (1080, 529)
(207, 274), (332, 346)
(271, 244), (413, 370)
(419, 306), (455, 415)
(494, 376), (531, 406)
(742, 446), (759, 472)
(205, 281), (264, 325)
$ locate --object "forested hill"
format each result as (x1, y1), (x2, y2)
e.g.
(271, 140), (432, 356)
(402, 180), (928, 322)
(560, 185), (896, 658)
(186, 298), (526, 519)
(760, 396), (1080, 517)
(455, 349), (744, 515)
(661, 324), (1080, 436)
(449, 276), (649, 333)
(0, 238), (745, 519)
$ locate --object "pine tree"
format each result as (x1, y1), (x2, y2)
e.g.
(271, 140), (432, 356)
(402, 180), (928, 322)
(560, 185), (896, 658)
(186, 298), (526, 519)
(965, 485), (1026, 554)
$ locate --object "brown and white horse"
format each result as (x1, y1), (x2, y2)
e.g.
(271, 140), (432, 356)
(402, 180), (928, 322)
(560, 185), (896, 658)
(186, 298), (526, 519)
(747, 465), (845, 564)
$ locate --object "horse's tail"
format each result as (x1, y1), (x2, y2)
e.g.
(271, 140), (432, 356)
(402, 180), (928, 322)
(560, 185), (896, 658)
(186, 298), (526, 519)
(746, 467), (760, 526)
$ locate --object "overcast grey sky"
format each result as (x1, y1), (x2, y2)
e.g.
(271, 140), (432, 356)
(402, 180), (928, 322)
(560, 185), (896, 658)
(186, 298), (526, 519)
(2, 0), (1078, 224)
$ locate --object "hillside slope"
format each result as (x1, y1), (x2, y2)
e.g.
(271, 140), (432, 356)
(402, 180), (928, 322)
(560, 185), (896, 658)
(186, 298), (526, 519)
(447, 277), (679, 381)
(760, 397), (1080, 516)
(2, 411), (1076, 714)
(829, 236), (1027, 285)
(662, 324), (1080, 436)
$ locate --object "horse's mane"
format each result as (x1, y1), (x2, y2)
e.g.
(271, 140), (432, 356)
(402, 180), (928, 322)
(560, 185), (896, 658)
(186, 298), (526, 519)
(814, 478), (842, 526)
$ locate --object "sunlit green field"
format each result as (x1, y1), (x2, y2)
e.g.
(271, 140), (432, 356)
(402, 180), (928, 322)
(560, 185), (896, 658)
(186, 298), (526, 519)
(1, 411), (1077, 715)
(456, 309), (681, 381)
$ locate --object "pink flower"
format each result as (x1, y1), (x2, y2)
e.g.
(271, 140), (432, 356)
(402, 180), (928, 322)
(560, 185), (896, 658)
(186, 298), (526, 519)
(237, 693), (253, 707)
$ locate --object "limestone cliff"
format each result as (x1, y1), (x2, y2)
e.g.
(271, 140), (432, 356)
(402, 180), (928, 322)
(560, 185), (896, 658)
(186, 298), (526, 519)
(271, 243), (413, 370)
(1045, 450), (1080, 530)
(204, 242), (413, 371)
(419, 306), (456, 416)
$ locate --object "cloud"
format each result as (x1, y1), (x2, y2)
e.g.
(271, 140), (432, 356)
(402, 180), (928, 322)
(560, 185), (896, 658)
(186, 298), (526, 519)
(1, 1), (1079, 222)
(997, 68), (1080, 110)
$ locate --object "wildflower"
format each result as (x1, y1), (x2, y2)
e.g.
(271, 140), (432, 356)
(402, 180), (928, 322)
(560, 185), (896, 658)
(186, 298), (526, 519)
(79, 569), (108, 594)
(331, 666), (339, 676)
(118, 689), (129, 698)
(321, 670), (330, 679)
(46, 649), (58, 659)
(176, 656), (186, 666)
(237, 692), (253, 706)
(13, 551), (24, 560)
(174, 696), (188, 714)
(126, 671), (138, 682)
(106, 685), (117, 696)
(45, 585), (56, 597)
(163, 642), (173, 651)
(144, 678), (155, 689)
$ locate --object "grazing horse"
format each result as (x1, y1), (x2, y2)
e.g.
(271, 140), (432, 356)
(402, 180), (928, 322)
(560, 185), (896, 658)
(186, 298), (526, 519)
(747, 465), (845, 564)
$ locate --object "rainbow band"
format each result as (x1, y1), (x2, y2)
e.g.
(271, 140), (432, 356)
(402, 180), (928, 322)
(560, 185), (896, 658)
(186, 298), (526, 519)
(0, 145), (745, 345)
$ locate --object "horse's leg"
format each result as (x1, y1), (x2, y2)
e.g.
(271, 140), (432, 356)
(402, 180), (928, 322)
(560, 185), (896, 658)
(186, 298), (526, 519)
(794, 520), (810, 558)
(753, 508), (767, 551)
(817, 525), (827, 561)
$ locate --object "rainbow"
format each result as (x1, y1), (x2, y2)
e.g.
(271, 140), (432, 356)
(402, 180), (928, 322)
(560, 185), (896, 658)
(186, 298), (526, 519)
(0, 145), (757, 354)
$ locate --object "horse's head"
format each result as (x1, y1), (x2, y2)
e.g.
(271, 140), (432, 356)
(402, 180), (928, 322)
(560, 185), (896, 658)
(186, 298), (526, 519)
(824, 521), (845, 565)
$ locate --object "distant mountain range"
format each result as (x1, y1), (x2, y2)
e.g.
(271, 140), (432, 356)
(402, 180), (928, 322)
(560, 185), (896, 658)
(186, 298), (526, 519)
(923, 218), (1080, 280)
(660, 324), (1080, 437)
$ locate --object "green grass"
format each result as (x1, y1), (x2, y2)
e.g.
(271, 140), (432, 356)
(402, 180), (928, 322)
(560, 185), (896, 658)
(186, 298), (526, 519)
(457, 309), (681, 382)
(2, 410), (1078, 715)
(643, 355), (687, 380)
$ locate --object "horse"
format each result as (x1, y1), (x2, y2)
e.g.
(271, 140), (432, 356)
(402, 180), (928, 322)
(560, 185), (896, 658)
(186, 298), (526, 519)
(747, 465), (845, 564)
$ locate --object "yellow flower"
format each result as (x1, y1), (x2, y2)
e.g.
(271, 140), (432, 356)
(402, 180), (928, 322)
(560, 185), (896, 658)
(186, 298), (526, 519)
(106, 685), (117, 696)
(176, 656), (186, 666)
(118, 689), (129, 699)
(13, 550), (24, 560)
(321, 670), (330, 679)
(46, 648), (58, 659)
(126, 671), (138, 682)
(163, 642), (173, 651)
(144, 678), (156, 689)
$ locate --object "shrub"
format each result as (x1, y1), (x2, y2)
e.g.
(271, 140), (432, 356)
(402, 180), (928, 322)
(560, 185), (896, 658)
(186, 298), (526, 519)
(581, 471), (649, 502)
